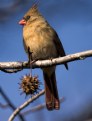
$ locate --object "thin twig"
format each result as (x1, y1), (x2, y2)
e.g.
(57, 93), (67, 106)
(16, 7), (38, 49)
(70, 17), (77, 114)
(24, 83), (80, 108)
(0, 96), (65, 115)
(22, 97), (65, 115)
(0, 87), (25, 121)
(8, 90), (45, 121)
(0, 50), (92, 72)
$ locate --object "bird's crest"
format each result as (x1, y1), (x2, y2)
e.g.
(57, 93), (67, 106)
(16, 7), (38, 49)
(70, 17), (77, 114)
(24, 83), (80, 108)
(30, 0), (40, 13)
(23, 0), (41, 20)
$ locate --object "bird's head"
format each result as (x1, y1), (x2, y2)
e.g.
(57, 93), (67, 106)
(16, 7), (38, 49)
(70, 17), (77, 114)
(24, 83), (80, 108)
(19, 2), (41, 26)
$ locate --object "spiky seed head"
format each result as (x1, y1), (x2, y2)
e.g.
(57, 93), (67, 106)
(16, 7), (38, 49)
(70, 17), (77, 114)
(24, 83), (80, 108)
(19, 74), (41, 96)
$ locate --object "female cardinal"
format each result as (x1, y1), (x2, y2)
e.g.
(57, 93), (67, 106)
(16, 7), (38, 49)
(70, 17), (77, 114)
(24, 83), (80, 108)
(19, 3), (68, 110)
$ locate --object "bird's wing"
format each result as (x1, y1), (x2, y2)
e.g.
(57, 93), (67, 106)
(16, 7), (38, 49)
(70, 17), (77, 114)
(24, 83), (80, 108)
(53, 30), (68, 70)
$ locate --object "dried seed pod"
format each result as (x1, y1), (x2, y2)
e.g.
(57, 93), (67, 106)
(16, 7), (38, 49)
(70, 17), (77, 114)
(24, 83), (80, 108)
(19, 74), (41, 96)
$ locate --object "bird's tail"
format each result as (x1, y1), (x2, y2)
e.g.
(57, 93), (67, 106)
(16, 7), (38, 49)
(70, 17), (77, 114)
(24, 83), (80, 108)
(43, 70), (60, 110)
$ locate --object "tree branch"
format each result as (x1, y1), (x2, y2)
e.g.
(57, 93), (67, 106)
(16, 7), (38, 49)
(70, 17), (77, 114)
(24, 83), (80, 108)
(0, 50), (92, 72)
(21, 97), (65, 115)
(8, 90), (45, 121)
(0, 87), (25, 121)
(8, 89), (65, 121)
(2, 50), (92, 121)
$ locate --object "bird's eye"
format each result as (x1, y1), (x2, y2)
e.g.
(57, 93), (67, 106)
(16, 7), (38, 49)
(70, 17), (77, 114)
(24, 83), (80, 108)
(26, 16), (30, 20)
(24, 15), (30, 21)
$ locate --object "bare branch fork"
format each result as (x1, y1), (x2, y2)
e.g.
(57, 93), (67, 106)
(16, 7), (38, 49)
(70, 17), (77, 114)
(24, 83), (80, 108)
(8, 90), (45, 121)
(0, 50), (92, 72)
(8, 89), (65, 121)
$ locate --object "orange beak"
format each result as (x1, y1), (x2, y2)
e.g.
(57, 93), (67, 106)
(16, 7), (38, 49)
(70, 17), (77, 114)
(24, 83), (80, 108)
(19, 19), (26, 25)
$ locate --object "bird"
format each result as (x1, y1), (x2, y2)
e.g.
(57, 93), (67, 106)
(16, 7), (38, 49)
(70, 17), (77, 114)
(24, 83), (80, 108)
(19, 3), (68, 111)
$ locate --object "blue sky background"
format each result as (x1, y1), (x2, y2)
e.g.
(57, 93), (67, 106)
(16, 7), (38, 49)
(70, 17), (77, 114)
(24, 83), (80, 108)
(0, 0), (92, 121)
